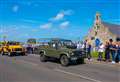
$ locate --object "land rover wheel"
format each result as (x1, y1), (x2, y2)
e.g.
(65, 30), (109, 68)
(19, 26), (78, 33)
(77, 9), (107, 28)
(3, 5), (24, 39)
(40, 52), (47, 62)
(60, 55), (69, 66)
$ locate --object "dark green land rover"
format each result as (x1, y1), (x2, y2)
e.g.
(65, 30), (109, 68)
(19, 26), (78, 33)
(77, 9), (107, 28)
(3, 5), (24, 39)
(37, 38), (86, 66)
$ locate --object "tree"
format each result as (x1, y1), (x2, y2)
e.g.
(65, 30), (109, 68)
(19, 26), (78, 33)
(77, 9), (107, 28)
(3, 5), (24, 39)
(27, 38), (36, 44)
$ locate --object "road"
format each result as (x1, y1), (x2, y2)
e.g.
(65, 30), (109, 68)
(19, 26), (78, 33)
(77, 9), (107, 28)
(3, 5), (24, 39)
(0, 54), (120, 82)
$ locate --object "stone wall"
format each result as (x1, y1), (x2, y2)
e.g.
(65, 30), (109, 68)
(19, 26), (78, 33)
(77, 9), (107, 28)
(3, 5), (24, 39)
(86, 23), (117, 46)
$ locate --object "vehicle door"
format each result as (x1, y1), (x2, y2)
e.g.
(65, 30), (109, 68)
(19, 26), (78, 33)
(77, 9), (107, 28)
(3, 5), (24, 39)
(46, 43), (60, 58)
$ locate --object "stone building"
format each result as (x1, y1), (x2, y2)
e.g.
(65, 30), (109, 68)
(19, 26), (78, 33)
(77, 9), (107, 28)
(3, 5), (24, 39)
(86, 13), (120, 47)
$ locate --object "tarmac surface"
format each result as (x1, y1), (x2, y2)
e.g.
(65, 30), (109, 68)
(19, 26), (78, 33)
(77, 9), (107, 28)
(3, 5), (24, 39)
(0, 54), (120, 82)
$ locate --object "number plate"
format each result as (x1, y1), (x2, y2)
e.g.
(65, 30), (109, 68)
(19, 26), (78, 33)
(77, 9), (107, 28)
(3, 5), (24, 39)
(71, 57), (77, 60)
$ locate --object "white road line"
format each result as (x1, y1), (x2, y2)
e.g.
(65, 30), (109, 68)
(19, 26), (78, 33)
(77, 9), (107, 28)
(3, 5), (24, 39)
(54, 68), (102, 82)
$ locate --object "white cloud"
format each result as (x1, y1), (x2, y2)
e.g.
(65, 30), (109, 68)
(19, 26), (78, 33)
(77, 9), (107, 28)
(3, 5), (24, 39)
(50, 10), (73, 21)
(54, 13), (64, 21)
(39, 10), (73, 29)
(12, 5), (19, 12)
(60, 21), (70, 28)
(40, 23), (52, 29)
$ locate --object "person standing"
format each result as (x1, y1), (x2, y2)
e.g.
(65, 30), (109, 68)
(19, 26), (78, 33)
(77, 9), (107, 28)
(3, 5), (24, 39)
(109, 39), (117, 64)
(116, 42), (120, 64)
(105, 41), (110, 62)
(83, 40), (87, 58)
(86, 42), (92, 61)
(77, 41), (81, 49)
(98, 43), (104, 62)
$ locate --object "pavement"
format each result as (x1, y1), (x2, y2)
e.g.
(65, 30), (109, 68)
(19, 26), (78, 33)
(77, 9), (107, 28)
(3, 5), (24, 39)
(0, 54), (120, 82)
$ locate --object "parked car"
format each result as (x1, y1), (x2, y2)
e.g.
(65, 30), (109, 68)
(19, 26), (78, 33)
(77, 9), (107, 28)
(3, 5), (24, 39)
(0, 41), (26, 56)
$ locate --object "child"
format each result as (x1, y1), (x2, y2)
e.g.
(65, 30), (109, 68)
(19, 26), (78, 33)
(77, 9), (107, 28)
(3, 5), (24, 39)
(98, 43), (104, 61)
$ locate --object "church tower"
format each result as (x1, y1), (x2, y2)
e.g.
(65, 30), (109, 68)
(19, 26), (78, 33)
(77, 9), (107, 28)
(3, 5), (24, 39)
(94, 12), (101, 27)
(86, 12), (120, 49)
(94, 12), (101, 36)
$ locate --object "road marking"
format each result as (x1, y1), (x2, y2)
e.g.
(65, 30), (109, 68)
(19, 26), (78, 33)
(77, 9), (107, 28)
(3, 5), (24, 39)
(54, 68), (102, 82)
(29, 54), (39, 57)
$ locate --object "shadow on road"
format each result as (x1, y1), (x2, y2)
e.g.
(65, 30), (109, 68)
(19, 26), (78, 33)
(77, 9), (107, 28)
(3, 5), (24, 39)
(44, 57), (86, 67)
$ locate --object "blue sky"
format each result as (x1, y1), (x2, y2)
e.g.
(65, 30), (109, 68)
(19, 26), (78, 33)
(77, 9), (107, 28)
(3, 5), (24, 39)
(0, 0), (119, 42)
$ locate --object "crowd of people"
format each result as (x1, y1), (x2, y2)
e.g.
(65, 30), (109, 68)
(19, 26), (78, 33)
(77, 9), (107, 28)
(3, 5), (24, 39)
(104, 39), (120, 64)
(77, 39), (120, 64)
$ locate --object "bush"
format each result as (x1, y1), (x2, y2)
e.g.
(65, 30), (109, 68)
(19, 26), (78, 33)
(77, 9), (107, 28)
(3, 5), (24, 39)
(91, 51), (106, 59)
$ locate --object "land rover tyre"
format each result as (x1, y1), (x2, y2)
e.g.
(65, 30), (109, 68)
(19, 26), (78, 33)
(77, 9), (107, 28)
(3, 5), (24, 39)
(60, 55), (69, 66)
(40, 52), (47, 62)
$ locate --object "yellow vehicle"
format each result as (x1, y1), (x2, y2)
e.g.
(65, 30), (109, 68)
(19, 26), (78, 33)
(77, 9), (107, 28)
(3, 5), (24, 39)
(0, 41), (26, 56)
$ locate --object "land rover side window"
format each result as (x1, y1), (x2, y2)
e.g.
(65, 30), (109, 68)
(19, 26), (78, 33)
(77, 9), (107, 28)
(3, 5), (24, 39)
(52, 42), (61, 50)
